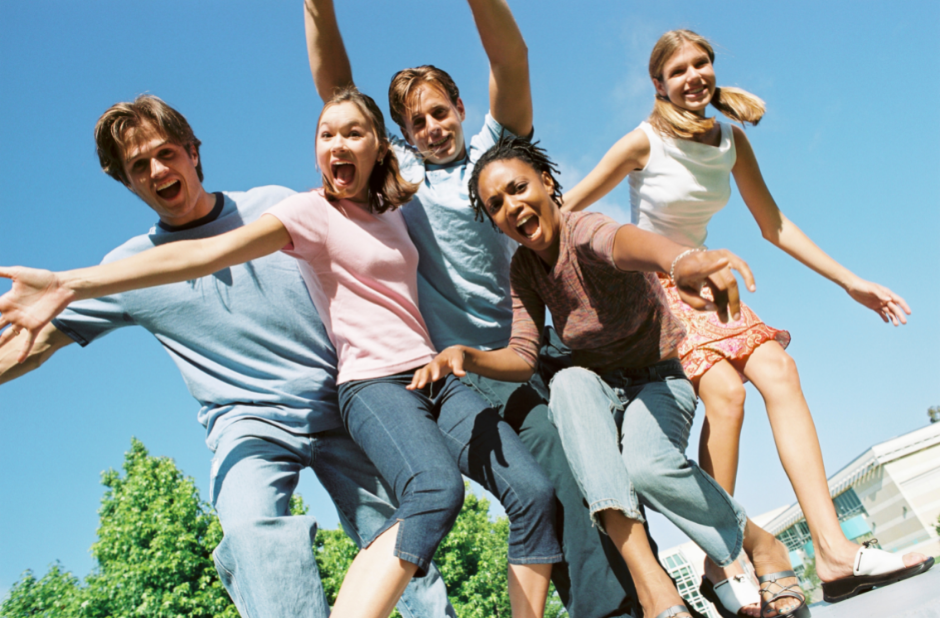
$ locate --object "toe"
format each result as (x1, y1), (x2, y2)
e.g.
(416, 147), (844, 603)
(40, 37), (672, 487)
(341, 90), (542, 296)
(903, 552), (928, 568)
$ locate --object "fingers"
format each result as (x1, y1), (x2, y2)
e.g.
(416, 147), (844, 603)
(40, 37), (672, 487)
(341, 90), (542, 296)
(407, 366), (432, 390)
(0, 266), (14, 281)
(726, 254), (756, 293)
(18, 329), (38, 364)
(0, 325), (19, 350)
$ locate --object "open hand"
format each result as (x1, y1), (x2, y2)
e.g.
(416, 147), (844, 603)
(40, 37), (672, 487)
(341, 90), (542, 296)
(408, 346), (468, 390)
(845, 278), (910, 326)
(672, 249), (756, 323)
(0, 266), (74, 362)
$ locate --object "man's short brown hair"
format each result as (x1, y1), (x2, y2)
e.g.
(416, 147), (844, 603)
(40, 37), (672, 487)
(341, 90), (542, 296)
(94, 94), (203, 185)
(387, 65), (460, 132)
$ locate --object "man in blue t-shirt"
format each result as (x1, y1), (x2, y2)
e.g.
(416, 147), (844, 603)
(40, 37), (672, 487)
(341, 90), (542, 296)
(0, 95), (452, 618)
(304, 2), (654, 616)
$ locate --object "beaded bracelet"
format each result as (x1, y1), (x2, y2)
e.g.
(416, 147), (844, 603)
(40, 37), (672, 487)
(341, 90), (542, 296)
(669, 248), (704, 283)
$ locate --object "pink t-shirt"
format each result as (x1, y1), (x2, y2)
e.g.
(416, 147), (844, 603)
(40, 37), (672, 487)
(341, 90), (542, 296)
(265, 190), (436, 384)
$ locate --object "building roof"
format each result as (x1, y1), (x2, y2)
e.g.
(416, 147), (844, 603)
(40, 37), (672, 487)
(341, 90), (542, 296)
(762, 423), (940, 535)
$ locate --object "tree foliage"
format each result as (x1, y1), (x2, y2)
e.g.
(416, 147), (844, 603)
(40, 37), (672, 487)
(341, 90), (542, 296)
(3, 440), (566, 618)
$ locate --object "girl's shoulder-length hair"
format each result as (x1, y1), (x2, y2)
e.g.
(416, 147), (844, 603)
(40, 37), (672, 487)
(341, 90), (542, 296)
(319, 86), (419, 214)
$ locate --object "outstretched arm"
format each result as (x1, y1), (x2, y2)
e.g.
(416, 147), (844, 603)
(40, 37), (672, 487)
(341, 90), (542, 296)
(0, 215), (290, 361)
(731, 126), (910, 325)
(409, 345), (534, 390)
(304, 0), (354, 102)
(611, 224), (756, 323)
(0, 323), (73, 386)
(562, 128), (650, 212)
(468, 0), (532, 137)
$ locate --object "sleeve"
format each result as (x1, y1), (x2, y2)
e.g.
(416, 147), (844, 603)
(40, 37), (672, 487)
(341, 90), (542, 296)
(388, 131), (425, 185)
(468, 113), (533, 166)
(507, 253), (545, 368)
(52, 295), (135, 347)
(569, 212), (621, 269)
(264, 191), (329, 262)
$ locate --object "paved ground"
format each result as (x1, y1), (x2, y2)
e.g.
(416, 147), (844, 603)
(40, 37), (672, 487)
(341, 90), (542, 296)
(808, 563), (939, 617)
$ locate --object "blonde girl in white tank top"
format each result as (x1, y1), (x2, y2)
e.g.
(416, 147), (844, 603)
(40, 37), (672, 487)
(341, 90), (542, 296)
(563, 29), (930, 618)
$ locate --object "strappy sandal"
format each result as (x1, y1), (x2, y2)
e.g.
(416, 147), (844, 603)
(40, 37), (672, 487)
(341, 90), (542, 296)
(654, 605), (691, 618)
(757, 570), (809, 618)
(821, 538), (935, 602)
(701, 574), (761, 618)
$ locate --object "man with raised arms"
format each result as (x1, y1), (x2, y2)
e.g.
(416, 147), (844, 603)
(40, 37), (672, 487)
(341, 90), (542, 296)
(304, 1), (655, 615)
(0, 95), (453, 618)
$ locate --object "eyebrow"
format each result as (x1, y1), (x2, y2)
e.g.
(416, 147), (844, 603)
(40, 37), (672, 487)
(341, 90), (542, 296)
(124, 140), (169, 165)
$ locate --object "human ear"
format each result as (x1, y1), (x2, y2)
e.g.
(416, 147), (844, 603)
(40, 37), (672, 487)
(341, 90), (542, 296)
(541, 170), (555, 193)
(455, 97), (466, 122)
(653, 78), (667, 98)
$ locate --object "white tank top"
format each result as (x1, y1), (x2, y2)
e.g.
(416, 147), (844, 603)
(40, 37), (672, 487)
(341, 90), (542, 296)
(629, 121), (736, 248)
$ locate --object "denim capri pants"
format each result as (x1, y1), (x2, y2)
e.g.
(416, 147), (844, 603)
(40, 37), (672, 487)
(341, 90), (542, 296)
(338, 372), (563, 576)
(547, 359), (746, 567)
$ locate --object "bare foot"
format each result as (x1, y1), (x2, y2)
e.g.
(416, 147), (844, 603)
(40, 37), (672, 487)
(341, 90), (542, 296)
(703, 556), (760, 617)
(746, 528), (805, 618)
(815, 538), (930, 582)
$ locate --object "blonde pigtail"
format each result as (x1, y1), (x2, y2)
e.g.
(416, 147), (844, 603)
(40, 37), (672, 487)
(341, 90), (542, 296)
(711, 86), (765, 126)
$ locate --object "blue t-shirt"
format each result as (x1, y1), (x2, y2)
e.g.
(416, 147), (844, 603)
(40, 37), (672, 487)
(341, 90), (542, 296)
(52, 186), (341, 449)
(392, 114), (519, 351)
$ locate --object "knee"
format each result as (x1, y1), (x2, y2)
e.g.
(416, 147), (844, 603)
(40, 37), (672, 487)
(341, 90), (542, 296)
(755, 347), (802, 392)
(509, 472), (557, 522)
(623, 446), (687, 497)
(408, 468), (466, 523)
(701, 377), (746, 427)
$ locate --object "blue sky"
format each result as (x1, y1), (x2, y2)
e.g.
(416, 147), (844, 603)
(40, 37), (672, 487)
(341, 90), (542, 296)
(2, 0), (938, 597)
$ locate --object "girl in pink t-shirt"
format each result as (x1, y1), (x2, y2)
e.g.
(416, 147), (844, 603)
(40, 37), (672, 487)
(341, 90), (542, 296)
(0, 88), (562, 618)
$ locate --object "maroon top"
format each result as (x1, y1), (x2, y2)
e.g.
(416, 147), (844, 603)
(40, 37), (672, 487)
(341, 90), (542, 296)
(509, 211), (685, 372)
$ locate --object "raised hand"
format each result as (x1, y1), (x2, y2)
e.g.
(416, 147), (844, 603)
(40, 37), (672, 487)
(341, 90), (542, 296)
(845, 278), (911, 326)
(672, 249), (756, 323)
(0, 266), (75, 362)
(408, 346), (468, 390)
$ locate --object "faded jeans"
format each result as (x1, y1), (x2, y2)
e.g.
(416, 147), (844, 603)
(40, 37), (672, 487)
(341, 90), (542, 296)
(547, 360), (746, 567)
(210, 418), (456, 618)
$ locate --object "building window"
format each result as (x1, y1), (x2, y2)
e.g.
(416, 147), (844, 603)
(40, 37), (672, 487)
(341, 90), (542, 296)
(777, 521), (812, 552)
(661, 552), (718, 618)
(833, 488), (867, 521)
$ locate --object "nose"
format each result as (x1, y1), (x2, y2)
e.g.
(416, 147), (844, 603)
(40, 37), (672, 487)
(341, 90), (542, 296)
(150, 157), (169, 178)
(505, 194), (525, 218)
(331, 136), (349, 153)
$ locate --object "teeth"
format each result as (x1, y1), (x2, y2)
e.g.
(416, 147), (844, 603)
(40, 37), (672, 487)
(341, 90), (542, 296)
(156, 179), (178, 191)
(516, 214), (533, 228)
(430, 136), (448, 148)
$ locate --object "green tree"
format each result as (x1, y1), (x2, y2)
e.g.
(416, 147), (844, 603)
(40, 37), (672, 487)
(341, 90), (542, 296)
(4, 441), (566, 617)
(1, 563), (83, 618)
(928, 405), (940, 424)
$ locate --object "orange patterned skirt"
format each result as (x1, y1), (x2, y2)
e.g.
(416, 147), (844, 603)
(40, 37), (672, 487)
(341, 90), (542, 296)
(657, 273), (790, 383)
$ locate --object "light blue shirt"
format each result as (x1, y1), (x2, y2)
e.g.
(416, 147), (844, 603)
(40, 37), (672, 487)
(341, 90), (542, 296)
(52, 186), (341, 449)
(393, 114), (519, 351)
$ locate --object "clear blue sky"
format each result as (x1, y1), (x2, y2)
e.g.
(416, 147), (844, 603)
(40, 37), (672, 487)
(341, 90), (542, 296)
(2, 0), (938, 597)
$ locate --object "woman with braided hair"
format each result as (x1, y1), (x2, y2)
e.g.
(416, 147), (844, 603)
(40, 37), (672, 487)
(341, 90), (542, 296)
(410, 135), (808, 618)
(563, 28), (932, 618)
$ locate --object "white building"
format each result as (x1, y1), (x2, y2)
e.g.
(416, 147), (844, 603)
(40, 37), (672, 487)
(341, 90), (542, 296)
(659, 423), (940, 613)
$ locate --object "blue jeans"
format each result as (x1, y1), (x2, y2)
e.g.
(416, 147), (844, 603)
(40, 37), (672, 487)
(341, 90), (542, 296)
(547, 360), (746, 568)
(210, 418), (456, 618)
(338, 373), (562, 575)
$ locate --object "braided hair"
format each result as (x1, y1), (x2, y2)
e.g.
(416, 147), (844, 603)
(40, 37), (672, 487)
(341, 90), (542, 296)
(468, 135), (564, 227)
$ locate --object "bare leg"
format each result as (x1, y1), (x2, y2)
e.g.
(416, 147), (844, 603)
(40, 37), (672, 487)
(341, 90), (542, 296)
(331, 523), (419, 618)
(741, 341), (927, 582)
(697, 360), (747, 494)
(601, 509), (690, 618)
(697, 361), (759, 616)
(508, 563), (552, 618)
